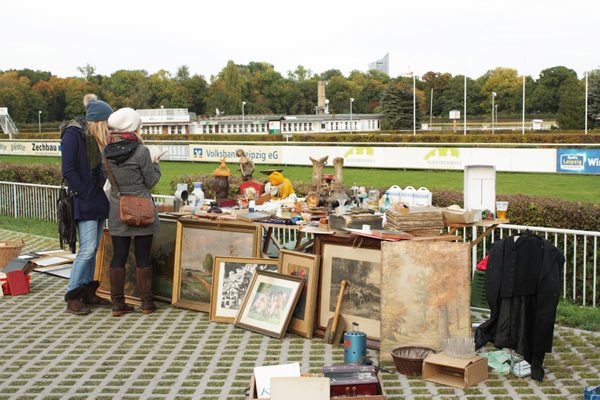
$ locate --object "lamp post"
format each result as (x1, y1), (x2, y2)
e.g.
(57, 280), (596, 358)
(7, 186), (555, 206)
(522, 75), (526, 135)
(463, 75), (467, 135)
(585, 71), (588, 135)
(412, 74), (416, 136)
(491, 92), (497, 132)
(38, 110), (42, 133)
(349, 97), (354, 133)
(242, 101), (246, 134)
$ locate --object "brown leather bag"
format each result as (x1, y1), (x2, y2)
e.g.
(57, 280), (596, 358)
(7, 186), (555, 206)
(103, 159), (155, 227)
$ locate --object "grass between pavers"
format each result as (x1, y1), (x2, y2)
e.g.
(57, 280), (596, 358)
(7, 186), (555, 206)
(556, 301), (600, 331)
(2, 154), (600, 203)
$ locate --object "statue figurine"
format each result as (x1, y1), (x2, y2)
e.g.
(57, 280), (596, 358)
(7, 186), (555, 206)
(236, 149), (255, 181)
(309, 155), (328, 192)
(211, 158), (231, 200)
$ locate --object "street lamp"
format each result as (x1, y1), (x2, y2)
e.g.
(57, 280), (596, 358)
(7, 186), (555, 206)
(38, 110), (42, 134)
(463, 75), (467, 135)
(242, 101), (246, 134)
(349, 98), (354, 133)
(412, 74), (416, 135)
(491, 92), (497, 132)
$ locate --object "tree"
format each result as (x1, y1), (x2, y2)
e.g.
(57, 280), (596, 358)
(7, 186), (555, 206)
(380, 86), (420, 130)
(529, 66), (578, 114)
(588, 70), (600, 128)
(479, 67), (522, 115)
(104, 70), (151, 109)
(77, 64), (97, 81)
(557, 78), (585, 129)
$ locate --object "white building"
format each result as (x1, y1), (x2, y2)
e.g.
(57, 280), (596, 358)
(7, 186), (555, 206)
(137, 108), (196, 135)
(196, 114), (382, 135)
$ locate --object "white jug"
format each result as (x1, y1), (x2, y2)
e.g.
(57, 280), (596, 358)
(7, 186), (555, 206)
(414, 187), (432, 207)
(401, 186), (416, 206)
(387, 185), (403, 205)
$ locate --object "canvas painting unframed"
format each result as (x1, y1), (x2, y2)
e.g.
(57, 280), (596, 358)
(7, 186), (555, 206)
(379, 241), (471, 362)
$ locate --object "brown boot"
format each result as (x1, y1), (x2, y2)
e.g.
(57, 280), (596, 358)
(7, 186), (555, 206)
(82, 281), (111, 306)
(110, 267), (134, 317)
(65, 287), (91, 315)
(136, 265), (157, 314)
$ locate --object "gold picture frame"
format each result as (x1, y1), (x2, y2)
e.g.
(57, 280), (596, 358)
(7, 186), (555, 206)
(279, 250), (320, 339)
(94, 215), (178, 305)
(209, 256), (279, 324)
(172, 218), (261, 312)
(234, 270), (304, 339)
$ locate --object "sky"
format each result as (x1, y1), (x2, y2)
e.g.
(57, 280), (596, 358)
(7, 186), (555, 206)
(1, 0), (598, 80)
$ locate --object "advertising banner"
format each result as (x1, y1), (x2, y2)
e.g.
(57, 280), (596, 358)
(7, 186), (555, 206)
(556, 149), (600, 174)
(188, 144), (282, 164)
(0, 141), (61, 156)
(146, 144), (189, 161)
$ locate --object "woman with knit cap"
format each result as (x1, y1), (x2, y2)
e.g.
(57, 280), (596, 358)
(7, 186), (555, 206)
(61, 94), (113, 315)
(103, 107), (161, 316)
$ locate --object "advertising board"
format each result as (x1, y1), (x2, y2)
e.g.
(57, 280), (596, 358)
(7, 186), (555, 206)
(556, 149), (600, 174)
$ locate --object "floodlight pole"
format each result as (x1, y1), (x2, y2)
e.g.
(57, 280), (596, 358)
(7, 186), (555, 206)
(585, 71), (588, 135)
(522, 75), (525, 135)
(463, 75), (467, 135)
(413, 74), (416, 136)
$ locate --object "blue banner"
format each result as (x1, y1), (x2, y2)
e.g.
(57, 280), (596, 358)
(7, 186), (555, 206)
(557, 149), (600, 174)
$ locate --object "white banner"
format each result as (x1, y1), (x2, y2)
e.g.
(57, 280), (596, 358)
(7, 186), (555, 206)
(187, 144), (282, 164)
(0, 141), (558, 173)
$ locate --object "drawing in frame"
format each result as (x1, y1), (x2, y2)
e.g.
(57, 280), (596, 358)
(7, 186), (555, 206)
(315, 234), (382, 344)
(172, 218), (261, 312)
(235, 270), (304, 339)
(209, 256), (279, 323)
(94, 215), (178, 304)
(279, 250), (320, 339)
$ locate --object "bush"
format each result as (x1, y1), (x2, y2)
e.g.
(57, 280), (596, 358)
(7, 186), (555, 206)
(0, 162), (62, 185)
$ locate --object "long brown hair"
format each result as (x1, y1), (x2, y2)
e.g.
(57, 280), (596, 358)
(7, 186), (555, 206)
(87, 120), (110, 149)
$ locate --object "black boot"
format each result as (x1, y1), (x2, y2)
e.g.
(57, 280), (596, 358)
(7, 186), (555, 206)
(136, 265), (157, 314)
(65, 287), (91, 315)
(82, 281), (111, 306)
(110, 267), (134, 317)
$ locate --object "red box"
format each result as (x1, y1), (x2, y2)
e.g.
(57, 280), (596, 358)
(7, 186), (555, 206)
(323, 365), (379, 398)
(1, 274), (30, 295)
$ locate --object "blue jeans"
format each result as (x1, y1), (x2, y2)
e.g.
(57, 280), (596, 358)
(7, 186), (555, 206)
(67, 219), (104, 292)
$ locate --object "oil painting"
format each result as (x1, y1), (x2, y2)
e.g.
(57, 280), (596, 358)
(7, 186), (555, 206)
(380, 241), (471, 362)
(172, 219), (260, 312)
(94, 216), (177, 304)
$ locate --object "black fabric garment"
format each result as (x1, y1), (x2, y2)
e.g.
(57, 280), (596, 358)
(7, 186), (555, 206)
(474, 232), (563, 381)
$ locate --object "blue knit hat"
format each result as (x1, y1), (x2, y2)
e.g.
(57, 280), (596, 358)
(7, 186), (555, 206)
(83, 94), (113, 121)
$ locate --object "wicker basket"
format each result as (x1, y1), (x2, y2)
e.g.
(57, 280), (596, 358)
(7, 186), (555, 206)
(0, 239), (25, 269)
(391, 346), (436, 376)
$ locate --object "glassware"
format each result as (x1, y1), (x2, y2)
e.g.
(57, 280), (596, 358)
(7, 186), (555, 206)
(496, 201), (508, 220)
(442, 336), (476, 358)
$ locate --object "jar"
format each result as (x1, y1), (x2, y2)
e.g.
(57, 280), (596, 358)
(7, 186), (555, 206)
(367, 190), (380, 211)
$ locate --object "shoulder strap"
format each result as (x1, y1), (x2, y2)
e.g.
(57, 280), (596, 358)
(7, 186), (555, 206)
(102, 158), (121, 196)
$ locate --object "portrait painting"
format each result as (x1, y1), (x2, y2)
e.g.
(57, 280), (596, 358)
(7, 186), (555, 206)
(279, 250), (320, 338)
(172, 219), (260, 312)
(379, 241), (471, 362)
(210, 256), (279, 323)
(94, 215), (177, 304)
(235, 271), (304, 339)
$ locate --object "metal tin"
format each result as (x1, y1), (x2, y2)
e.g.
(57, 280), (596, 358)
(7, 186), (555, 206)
(344, 323), (367, 365)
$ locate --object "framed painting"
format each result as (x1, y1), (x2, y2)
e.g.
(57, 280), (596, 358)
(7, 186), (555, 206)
(94, 215), (178, 304)
(172, 218), (261, 312)
(315, 234), (382, 343)
(209, 256), (279, 323)
(279, 250), (320, 339)
(379, 241), (471, 362)
(235, 270), (304, 339)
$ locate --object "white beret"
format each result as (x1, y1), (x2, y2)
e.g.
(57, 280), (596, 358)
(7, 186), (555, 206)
(108, 107), (141, 132)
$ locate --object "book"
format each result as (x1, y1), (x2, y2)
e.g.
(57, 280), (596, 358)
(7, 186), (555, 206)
(254, 362), (301, 399)
(236, 211), (271, 222)
(6, 270), (29, 296)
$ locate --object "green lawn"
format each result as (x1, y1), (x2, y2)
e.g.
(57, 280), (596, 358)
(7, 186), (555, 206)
(1, 155), (599, 203)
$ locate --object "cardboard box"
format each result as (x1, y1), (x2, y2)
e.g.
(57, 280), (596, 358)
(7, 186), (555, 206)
(247, 372), (387, 400)
(422, 353), (488, 389)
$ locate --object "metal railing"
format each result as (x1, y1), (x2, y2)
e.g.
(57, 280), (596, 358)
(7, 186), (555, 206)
(1, 181), (598, 307)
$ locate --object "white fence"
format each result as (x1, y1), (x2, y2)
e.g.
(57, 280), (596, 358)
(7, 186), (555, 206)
(1, 181), (598, 307)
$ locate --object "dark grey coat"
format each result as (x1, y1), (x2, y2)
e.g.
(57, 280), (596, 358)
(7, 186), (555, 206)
(104, 144), (161, 237)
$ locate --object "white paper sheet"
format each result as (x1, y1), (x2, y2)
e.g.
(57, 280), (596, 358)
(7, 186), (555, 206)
(254, 362), (301, 399)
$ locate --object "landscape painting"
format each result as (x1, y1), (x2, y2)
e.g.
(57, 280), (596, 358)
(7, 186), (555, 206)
(318, 243), (382, 340)
(172, 219), (260, 312)
(94, 216), (177, 304)
(379, 241), (471, 362)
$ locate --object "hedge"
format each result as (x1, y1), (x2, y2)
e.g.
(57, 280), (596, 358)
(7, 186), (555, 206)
(2, 131), (599, 144)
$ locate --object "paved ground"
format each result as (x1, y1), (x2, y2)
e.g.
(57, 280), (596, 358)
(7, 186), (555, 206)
(1, 230), (599, 400)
